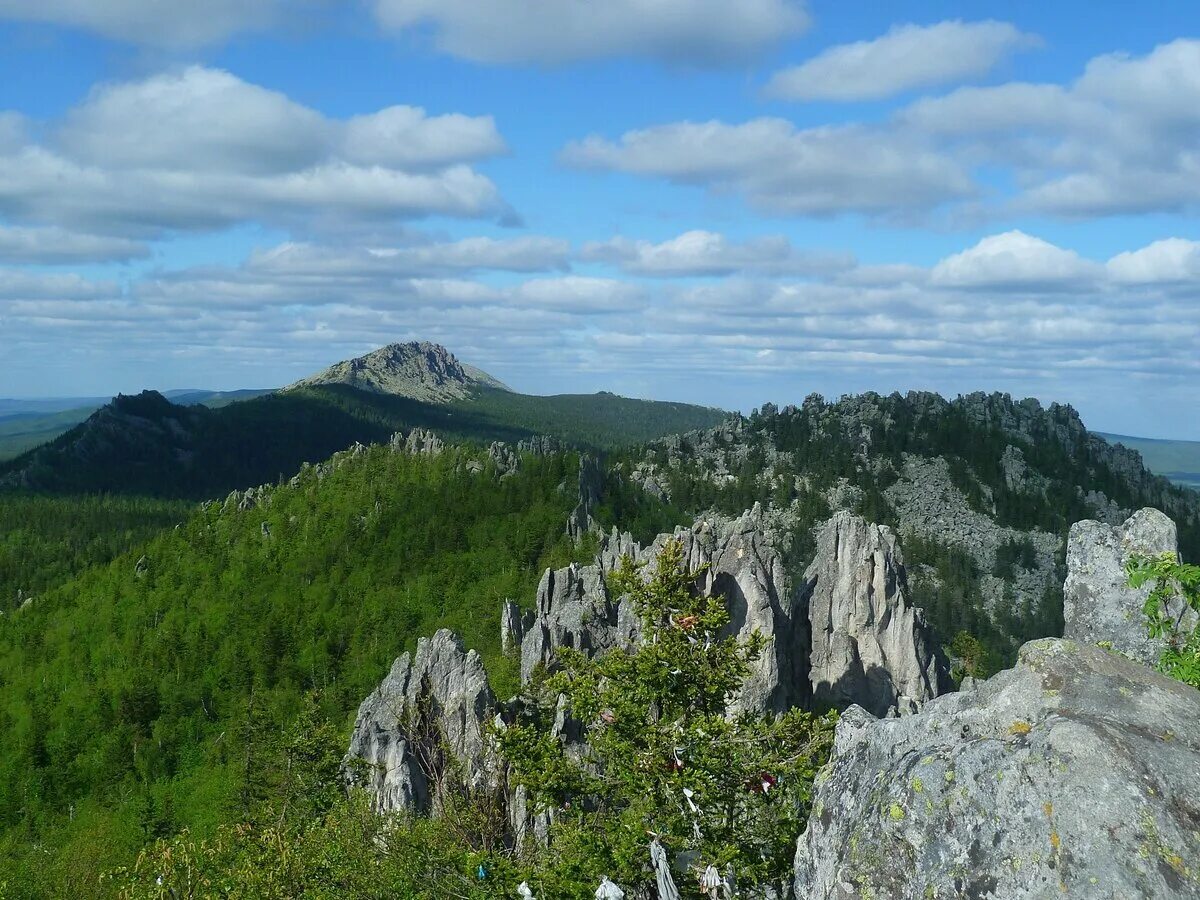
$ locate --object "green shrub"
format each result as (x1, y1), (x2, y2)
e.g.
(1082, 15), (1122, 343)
(1127, 552), (1200, 687)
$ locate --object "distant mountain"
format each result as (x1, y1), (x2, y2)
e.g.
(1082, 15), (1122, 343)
(287, 341), (509, 402)
(0, 344), (727, 498)
(0, 388), (272, 461)
(1096, 432), (1200, 489)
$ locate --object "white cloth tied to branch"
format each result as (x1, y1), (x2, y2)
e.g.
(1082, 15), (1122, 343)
(517, 882), (535, 899)
(650, 838), (681, 900)
(595, 875), (625, 899)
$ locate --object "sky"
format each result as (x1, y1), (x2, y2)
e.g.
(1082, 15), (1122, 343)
(0, 2), (1198, 438)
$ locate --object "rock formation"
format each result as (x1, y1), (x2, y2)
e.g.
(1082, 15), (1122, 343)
(801, 511), (951, 717)
(1063, 508), (1186, 666)
(510, 506), (809, 713)
(287, 341), (509, 403)
(345, 629), (495, 815)
(794, 638), (1200, 900)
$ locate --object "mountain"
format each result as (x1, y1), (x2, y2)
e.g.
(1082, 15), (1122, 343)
(1096, 431), (1200, 489)
(0, 344), (726, 498)
(0, 389), (272, 462)
(286, 340), (510, 402)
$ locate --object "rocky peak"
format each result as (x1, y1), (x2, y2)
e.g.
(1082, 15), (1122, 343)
(287, 341), (509, 403)
(801, 511), (951, 717)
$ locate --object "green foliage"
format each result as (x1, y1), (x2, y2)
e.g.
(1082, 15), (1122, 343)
(993, 537), (1038, 580)
(498, 541), (836, 897)
(1127, 552), (1200, 687)
(0, 494), (189, 611)
(0, 444), (586, 894)
(948, 631), (1001, 682)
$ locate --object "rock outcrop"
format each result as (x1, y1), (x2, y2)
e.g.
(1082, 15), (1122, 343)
(514, 506), (807, 712)
(345, 630), (495, 815)
(795, 638), (1200, 900)
(1064, 508), (1185, 666)
(287, 341), (509, 403)
(801, 512), (951, 717)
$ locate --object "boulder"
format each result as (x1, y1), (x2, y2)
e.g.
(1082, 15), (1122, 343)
(345, 629), (494, 815)
(1064, 508), (1185, 666)
(801, 511), (951, 717)
(794, 638), (1200, 900)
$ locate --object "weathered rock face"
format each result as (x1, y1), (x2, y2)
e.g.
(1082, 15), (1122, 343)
(345, 629), (494, 815)
(1064, 508), (1186, 667)
(795, 638), (1200, 900)
(513, 505), (810, 713)
(288, 341), (509, 402)
(801, 511), (951, 717)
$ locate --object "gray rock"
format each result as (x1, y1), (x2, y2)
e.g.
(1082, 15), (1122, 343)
(566, 454), (604, 541)
(287, 341), (510, 403)
(794, 638), (1200, 900)
(1064, 508), (1189, 667)
(801, 512), (951, 717)
(345, 629), (495, 815)
(404, 429), (445, 456)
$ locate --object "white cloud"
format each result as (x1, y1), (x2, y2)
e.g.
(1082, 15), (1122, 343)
(581, 230), (854, 277)
(0, 0), (286, 46)
(1107, 238), (1200, 284)
(899, 39), (1200, 217)
(930, 231), (1102, 290)
(0, 67), (509, 237)
(0, 225), (149, 264)
(372, 0), (808, 65)
(247, 236), (570, 277)
(767, 20), (1038, 102)
(563, 119), (973, 216)
(512, 276), (645, 313)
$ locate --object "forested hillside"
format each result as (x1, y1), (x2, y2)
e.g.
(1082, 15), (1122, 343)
(0, 384), (726, 499)
(0, 442), (587, 895)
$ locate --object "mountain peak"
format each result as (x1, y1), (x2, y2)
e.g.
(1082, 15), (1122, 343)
(287, 341), (509, 403)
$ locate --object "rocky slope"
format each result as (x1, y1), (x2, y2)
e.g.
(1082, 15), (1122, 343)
(794, 506), (1200, 900)
(794, 637), (1200, 900)
(287, 341), (509, 402)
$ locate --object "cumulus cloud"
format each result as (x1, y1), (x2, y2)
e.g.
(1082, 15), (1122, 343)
(766, 20), (1038, 102)
(899, 39), (1200, 217)
(372, 0), (808, 65)
(247, 236), (570, 278)
(0, 0), (288, 46)
(0, 67), (509, 238)
(1107, 238), (1200, 284)
(931, 231), (1103, 290)
(581, 231), (854, 277)
(0, 225), (149, 264)
(563, 119), (973, 217)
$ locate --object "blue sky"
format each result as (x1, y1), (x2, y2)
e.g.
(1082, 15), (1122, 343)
(0, 1), (1198, 438)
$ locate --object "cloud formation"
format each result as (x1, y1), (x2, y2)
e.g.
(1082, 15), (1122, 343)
(563, 119), (973, 216)
(0, 67), (509, 239)
(372, 0), (808, 65)
(766, 20), (1038, 102)
(581, 231), (854, 276)
(0, 0), (287, 46)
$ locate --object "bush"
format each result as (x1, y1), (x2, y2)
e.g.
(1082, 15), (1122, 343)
(498, 539), (836, 898)
(1127, 552), (1200, 688)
